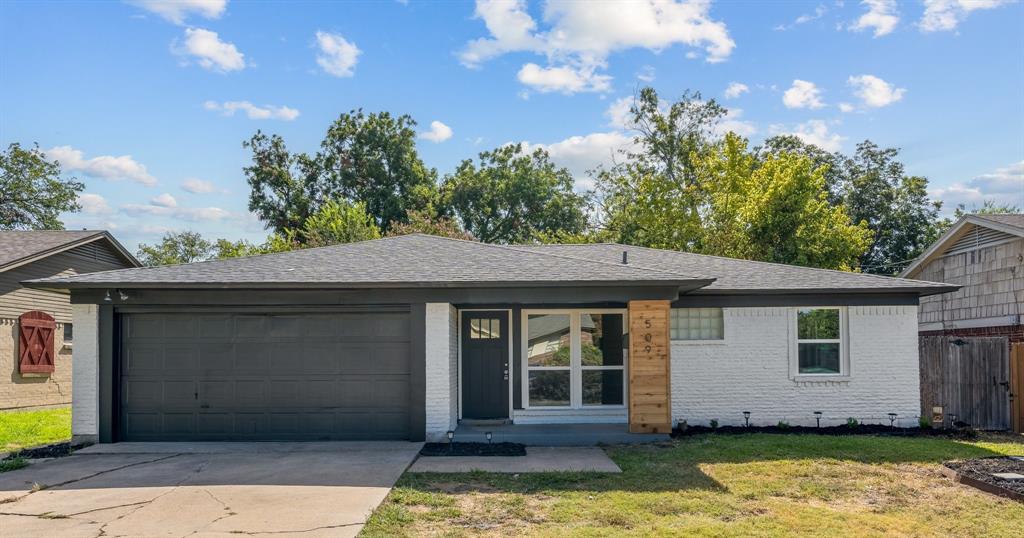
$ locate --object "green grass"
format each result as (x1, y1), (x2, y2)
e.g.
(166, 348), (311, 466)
(362, 433), (1024, 537)
(0, 457), (28, 473)
(0, 407), (71, 453)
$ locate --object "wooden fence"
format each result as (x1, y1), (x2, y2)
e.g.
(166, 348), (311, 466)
(1012, 343), (1024, 434)
(920, 336), (1011, 430)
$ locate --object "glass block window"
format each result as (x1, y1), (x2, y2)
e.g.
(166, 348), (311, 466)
(670, 308), (724, 341)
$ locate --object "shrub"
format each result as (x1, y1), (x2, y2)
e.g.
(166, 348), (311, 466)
(709, 419), (719, 429)
(776, 421), (790, 429)
(919, 416), (932, 429)
(846, 417), (859, 428)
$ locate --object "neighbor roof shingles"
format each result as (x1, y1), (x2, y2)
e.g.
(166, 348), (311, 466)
(25, 234), (705, 289)
(0, 230), (107, 270)
(516, 243), (955, 294)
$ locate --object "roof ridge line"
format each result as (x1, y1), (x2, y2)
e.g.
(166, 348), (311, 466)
(404, 234), (700, 280)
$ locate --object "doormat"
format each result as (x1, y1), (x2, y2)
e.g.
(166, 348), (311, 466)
(420, 442), (526, 457)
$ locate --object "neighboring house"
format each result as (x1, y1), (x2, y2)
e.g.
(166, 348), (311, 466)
(1, 231), (139, 410)
(25, 234), (956, 444)
(901, 214), (1024, 432)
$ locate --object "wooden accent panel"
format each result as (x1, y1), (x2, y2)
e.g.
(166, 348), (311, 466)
(19, 310), (56, 374)
(1012, 343), (1024, 434)
(628, 300), (671, 433)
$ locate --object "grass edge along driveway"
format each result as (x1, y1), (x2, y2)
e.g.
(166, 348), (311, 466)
(0, 406), (71, 453)
(362, 433), (1024, 537)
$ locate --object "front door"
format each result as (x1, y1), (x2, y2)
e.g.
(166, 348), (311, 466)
(461, 311), (509, 419)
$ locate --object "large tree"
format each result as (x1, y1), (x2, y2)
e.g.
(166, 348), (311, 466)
(243, 110), (437, 237)
(386, 209), (474, 241)
(442, 144), (589, 244)
(0, 143), (83, 230)
(759, 136), (944, 274)
(595, 87), (727, 249)
(136, 231), (214, 266)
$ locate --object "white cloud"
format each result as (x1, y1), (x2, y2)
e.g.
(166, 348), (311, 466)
(714, 108), (757, 137)
(175, 27), (245, 72)
(47, 145), (157, 186)
(773, 120), (846, 152)
(605, 96), (635, 129)
(521, 131), (638, 189)
(838, 102), (856, 113)
(315, 31), (361, 77)
(127, 0), (226, 25)
(122, 201), (231, 222)
(460, 0), (734, 93)
(782, 79), (825, 109)
(723, 82), (749, 99)
(931, 161), (1024, 211)
(150, 193), (178, 208)
(203, 100), (300, 120)
(516, 63), (611, 94)
(849, 0), (900, 37)
(78, 193), (112, 215)
(775, 3), (827, 31)
(847, 74), (905, 108)
(419, 120), (453, 143)
(920, 0), (1012, 32)
(180, 178), (221, 194)
(636, 65), (656, 82)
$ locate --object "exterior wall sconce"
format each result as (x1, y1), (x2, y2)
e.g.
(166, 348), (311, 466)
(103, 290), (112, 302)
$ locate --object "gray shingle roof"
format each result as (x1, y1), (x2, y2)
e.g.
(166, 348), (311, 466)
(971, 213), (1024, 233)
(25, 234), (707, 290)
(0, 230), (123, 271)
(516, 243), (956, 295)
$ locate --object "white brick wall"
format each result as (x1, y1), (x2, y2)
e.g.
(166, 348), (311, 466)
(424, 303), (456, 441)
(671, 305), (920, 428)
(71, 304), (99, 442)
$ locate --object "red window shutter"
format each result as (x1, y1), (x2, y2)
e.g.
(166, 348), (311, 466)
(19, 311), (56, 374)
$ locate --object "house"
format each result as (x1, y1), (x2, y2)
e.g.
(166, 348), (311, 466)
(1, 231), (139, 410)
(24, 234), (957, 444)
(900, 214), (1024, 432)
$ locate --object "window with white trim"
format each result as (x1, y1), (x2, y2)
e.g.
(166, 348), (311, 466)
(795, 308), (843, 375)
(524, 311), (626, 408)
(670, 308), (723, 340)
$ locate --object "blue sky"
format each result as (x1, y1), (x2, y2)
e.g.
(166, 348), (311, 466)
(2, 0), (1022, 251)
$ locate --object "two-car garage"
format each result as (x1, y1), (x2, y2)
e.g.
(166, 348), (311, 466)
(118, 310), (413, 441)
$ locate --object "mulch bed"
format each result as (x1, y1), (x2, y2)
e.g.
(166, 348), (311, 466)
(672, 424), (979, 439)
(4, 441), (87, 460)
(943, 456), (1024, 501)
(420, 442), (526, 457)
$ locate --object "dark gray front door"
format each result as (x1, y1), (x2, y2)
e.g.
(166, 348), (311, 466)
(461, 311), (509, 419)
(119, 310), (411, 441)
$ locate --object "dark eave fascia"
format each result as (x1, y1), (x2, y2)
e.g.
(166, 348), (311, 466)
(686, 285), (961, 298)
(23, 277), (716, 292)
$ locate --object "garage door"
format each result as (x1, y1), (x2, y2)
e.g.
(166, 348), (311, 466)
(119, 310), (411, 441)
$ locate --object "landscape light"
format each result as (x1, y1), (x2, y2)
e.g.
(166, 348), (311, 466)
(814, 411), (823, 428)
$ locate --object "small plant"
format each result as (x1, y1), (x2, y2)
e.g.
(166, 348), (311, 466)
(0, 457), (28, 473)
(845, 417), (859, 428)
(919, 416), (932, 429)
(709, 419), (719, 430)
(676, 419), (688, 433)
(776, 421), (790, 429)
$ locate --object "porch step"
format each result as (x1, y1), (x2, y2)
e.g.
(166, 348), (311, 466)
(453, 423), (671, 446)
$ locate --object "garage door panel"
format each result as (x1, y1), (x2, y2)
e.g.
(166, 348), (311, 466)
(120, 311), (412, 441)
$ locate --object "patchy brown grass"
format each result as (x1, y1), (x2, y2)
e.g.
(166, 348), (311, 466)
(362, 433), (1024, 537)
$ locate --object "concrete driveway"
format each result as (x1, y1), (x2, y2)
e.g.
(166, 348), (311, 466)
(0, 441), (422, 538)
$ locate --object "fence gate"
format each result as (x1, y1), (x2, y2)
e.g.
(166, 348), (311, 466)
(920, 336), (1011, 430)
(1012, 343), (1024, 434)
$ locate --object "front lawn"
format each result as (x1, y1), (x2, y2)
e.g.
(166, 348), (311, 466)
(0, 407), (71, 452)
(363, 433), (1024, 537)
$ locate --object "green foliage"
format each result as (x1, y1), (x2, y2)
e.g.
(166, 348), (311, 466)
(760, 137), (945, 275)
(243, 110), (437, 236)
(442, 143), (589, 244)
(213, 238), (267, 259)
(294, 199), (381, 247)
(0, 457), (27, 473)
(709, 419), (719, 430)
(846, 417), (860, 428)
(953, 200), (1021, 219)
(776, 421), (791, 429)
(919, 416), (932, 429)
(0, 407), (71, 452)
(386, 209), (474, 241)
(0, 143), (84, 230)
(136, 231), (214, 266)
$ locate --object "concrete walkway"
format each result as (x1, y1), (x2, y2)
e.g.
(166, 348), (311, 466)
(408, 447), (622, 473)
(0, 441), (422, 538)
